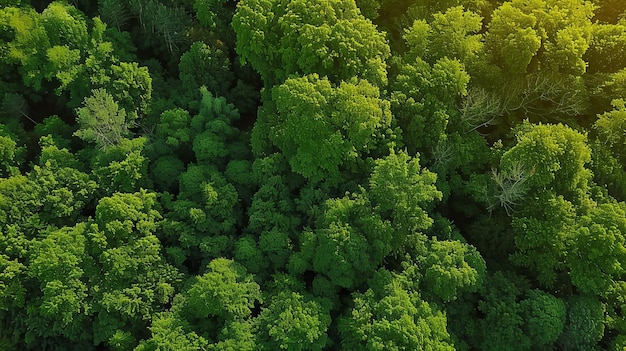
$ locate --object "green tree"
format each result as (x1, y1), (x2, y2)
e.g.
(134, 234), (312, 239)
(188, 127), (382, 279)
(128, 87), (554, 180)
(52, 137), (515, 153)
(567, 202), (626, 295)
(557, 296), (605, 350)
(264, 74), (393, 184)
(242, 153), (301, 274)
(391, 54), (470, 155)
(256, 291), (331, 351)
(134, 312), (209, 351)
(307, 193), (395, 289)
(74, 89), (130, 149)
(91, 191), (181, 347)
(520, 289), (566, 348)
(339, 270), (455, 351)
(233, 0), (390, 86)
(476, 272), (532, 351)
(25, 225), (92, 343)
(368, 149), (442, 242)
(90, 137), (151, 196)
(418, 238), (486, 302)
(139, 259), (260, 350)
(180, 258), (261, 322)
(403, 6), (483, 66)
(485, 0), (594, 77)
(500, 122), (592, 200)
(178, 42), (234, 99)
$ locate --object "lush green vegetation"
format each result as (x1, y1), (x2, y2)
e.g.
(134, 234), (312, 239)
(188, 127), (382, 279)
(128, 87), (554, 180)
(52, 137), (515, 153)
(0, 0), (625, 349)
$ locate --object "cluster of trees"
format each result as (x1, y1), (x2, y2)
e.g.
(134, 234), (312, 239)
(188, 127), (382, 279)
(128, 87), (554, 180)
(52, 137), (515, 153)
(0, 0), (625, 349)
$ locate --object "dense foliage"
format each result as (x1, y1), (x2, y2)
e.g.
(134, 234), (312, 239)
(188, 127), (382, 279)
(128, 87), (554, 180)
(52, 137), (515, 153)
(0, 0), (625, 349)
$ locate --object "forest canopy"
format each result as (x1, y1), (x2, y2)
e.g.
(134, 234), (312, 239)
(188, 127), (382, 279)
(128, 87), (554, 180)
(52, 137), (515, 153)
(1, 0), (626, 350)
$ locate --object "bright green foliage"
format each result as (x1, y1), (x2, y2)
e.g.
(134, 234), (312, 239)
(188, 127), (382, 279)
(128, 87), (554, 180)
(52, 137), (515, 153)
(134, 312), (209, 351)
(500, 122), (592, 197)
(91, 137), (151, 195)
(32, 142), (98, 226)
(135, 312), (208, 351)
(3, 0), (626, 349)
(485, 0), (594, 76)
(403, 6), (483, 65)
(108, 61), (152, 120)
(486, 2), (541, 75)
(40, 2), (89, 49)
(391, 56), (470, 154)
(0, 253), (25, 311)
(505, 123), (626, 295)
(268, 74), (392, 183)
(0, 137), (96, 236)
(0, 3), (151, 115)
(139, 260), (260, 350)
(308, 193), (394, 289)
(233, 0), (390, 86)
(0, 6), (51, 90)
(92, 191), (181, 346)
(140, 295), (257, 351)
(210, 320), (257, 351)
(0, 175), (43, 243)
(428, 7), (483, 63)
(419, 239), (486, 302)
(586, 22), (626, 73)
(0, 124), (21, 177)
(74, 89), (130, 149)
(500, 124), (595, 288)
(298, 151), (441, 289)
(181, 258), (261, 321)
(256, 291), (331, 351)
(95, 190), (161, 243)
(369, 150), (441, 240)
(567, 202), (626, 295)
(339, 270), (455, 351)
(26, 225), (91, 342)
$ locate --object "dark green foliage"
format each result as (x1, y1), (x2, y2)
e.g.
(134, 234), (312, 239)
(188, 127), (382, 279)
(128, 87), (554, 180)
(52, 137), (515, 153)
(558, 296), (606, 350)
(178, 41), (234, 98)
